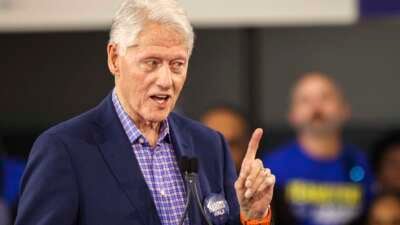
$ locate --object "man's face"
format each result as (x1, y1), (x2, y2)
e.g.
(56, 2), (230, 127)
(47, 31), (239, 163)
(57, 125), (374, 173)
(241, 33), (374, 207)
(108, 22), (189, 123)
(202, 109), (248, 171)
(369, 196), (400, 225)
(289, 75), (350, 134)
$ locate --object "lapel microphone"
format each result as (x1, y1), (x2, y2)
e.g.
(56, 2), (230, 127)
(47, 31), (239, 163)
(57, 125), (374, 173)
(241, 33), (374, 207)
(178, 157), (213, 225)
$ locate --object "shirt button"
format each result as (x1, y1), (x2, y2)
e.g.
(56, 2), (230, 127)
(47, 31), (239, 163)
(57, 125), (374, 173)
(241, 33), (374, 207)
(159, 189), (166, 197)
(138, 138), (145, 144)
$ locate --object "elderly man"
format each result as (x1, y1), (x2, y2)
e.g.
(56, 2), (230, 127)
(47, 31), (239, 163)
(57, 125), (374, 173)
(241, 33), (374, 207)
(15, 0), (275, 225)
(262, 72), (374, 225)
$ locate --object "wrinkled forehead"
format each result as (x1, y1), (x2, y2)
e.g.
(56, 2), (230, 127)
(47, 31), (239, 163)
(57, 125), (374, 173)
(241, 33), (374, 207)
(291, 74), (345, 101)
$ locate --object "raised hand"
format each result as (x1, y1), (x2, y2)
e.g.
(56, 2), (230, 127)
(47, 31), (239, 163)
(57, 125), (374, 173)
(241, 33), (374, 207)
(234, 128), (275, 219)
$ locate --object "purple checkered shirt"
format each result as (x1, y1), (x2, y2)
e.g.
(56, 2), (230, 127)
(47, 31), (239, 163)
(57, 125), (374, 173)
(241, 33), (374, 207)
(112, 90), (188, 225)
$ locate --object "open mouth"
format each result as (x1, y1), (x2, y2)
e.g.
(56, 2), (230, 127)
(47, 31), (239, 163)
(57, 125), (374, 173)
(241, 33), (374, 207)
(150, 94), (171, 105)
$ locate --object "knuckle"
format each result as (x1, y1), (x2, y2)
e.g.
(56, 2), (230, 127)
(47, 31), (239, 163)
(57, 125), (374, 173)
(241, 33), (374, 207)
(252, 177), (262, 185)
(261, 171), (268, 178)
(247, 177), (254, 184)
(251, 160), (262, 170)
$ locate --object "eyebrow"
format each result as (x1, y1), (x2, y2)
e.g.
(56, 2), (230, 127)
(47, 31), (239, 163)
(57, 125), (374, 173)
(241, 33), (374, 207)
(138, 52), (188, 61)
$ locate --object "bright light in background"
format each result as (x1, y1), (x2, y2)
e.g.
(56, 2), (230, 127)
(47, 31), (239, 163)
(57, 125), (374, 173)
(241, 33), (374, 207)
(181, 0), (358, 27)
(0, 0), (10, 9)
(0, 0), (124, 32)
(0, 0), (357, 32)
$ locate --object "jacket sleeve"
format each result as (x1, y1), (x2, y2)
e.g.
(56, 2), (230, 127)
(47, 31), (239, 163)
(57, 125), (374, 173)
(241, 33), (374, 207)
(15, 133), (79, 225)
(216, 132), (241, 225)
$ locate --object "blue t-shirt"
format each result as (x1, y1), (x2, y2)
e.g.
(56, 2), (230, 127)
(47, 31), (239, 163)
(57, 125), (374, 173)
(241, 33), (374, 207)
(262, 140), (374, 225)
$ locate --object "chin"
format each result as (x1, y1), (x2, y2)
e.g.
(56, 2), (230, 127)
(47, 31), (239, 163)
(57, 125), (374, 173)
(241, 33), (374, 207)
(144, 111), (171, 123)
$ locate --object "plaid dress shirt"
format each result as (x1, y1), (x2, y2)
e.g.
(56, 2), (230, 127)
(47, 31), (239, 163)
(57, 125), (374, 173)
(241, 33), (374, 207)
(112, 90), (188, 225)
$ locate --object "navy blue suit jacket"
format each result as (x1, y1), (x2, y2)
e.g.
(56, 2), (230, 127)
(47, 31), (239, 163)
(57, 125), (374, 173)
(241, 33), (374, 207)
(15, 93), (241, 225)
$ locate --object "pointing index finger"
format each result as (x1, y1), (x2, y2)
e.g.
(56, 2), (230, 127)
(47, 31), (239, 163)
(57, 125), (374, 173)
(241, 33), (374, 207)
(242, 128), (263, 164)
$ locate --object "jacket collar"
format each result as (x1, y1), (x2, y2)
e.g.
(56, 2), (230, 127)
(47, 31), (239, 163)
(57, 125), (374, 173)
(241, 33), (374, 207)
(93, 93), (161, 225)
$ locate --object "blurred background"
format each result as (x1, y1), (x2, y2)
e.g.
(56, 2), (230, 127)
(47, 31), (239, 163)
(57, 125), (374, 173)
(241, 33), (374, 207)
(1, 0), (400, 224)
(1, 0), (400, 154)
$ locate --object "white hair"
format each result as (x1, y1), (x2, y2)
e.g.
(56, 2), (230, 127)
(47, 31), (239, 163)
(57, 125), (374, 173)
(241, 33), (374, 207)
(109, 0), (194, 55)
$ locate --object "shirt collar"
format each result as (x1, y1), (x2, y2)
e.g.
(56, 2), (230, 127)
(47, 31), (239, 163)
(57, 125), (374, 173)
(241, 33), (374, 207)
(112, 89), (170, 145)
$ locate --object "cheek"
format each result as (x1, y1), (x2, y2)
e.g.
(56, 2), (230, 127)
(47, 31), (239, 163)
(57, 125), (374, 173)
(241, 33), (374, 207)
(120, 75), (142, 97)
(290, 110), (304, 125)
(324, 103), (345, 118)
(295, 105), (312, 119)
(172, 75), (187, 93)
(118, 66), (150, 104)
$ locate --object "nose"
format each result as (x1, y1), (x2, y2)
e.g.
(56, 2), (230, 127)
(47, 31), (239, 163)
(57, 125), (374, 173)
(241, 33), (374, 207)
(155, 63), (173, 90)
(310, 96), (324, 109)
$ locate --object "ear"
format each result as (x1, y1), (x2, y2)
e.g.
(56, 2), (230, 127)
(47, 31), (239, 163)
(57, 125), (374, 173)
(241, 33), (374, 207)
(107, 43), (121, 77)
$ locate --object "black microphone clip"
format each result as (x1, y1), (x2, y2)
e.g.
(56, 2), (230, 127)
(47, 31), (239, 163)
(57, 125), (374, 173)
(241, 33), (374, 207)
(178, 156), (212, 225)
(179, 156), (198, 174)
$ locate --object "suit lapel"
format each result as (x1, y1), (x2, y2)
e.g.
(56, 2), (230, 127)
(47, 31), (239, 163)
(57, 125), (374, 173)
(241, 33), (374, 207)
(93, 94), (162, 225)
(168, 114), (210, 225)
(168, 113), (194, 160)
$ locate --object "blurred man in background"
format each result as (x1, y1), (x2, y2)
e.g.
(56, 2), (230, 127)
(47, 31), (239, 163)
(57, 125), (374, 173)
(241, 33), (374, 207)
(262, 72), (374, 225)
(367, 192), (400, 225)
(371, 130), (400, 192)
(201, 105), (250, 172)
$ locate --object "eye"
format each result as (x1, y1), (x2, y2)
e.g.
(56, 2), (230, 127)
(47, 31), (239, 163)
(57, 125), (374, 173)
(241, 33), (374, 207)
(141, 58), (161, 71)
(297, 96), (310, 105)
(170, 60), (186, 73)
